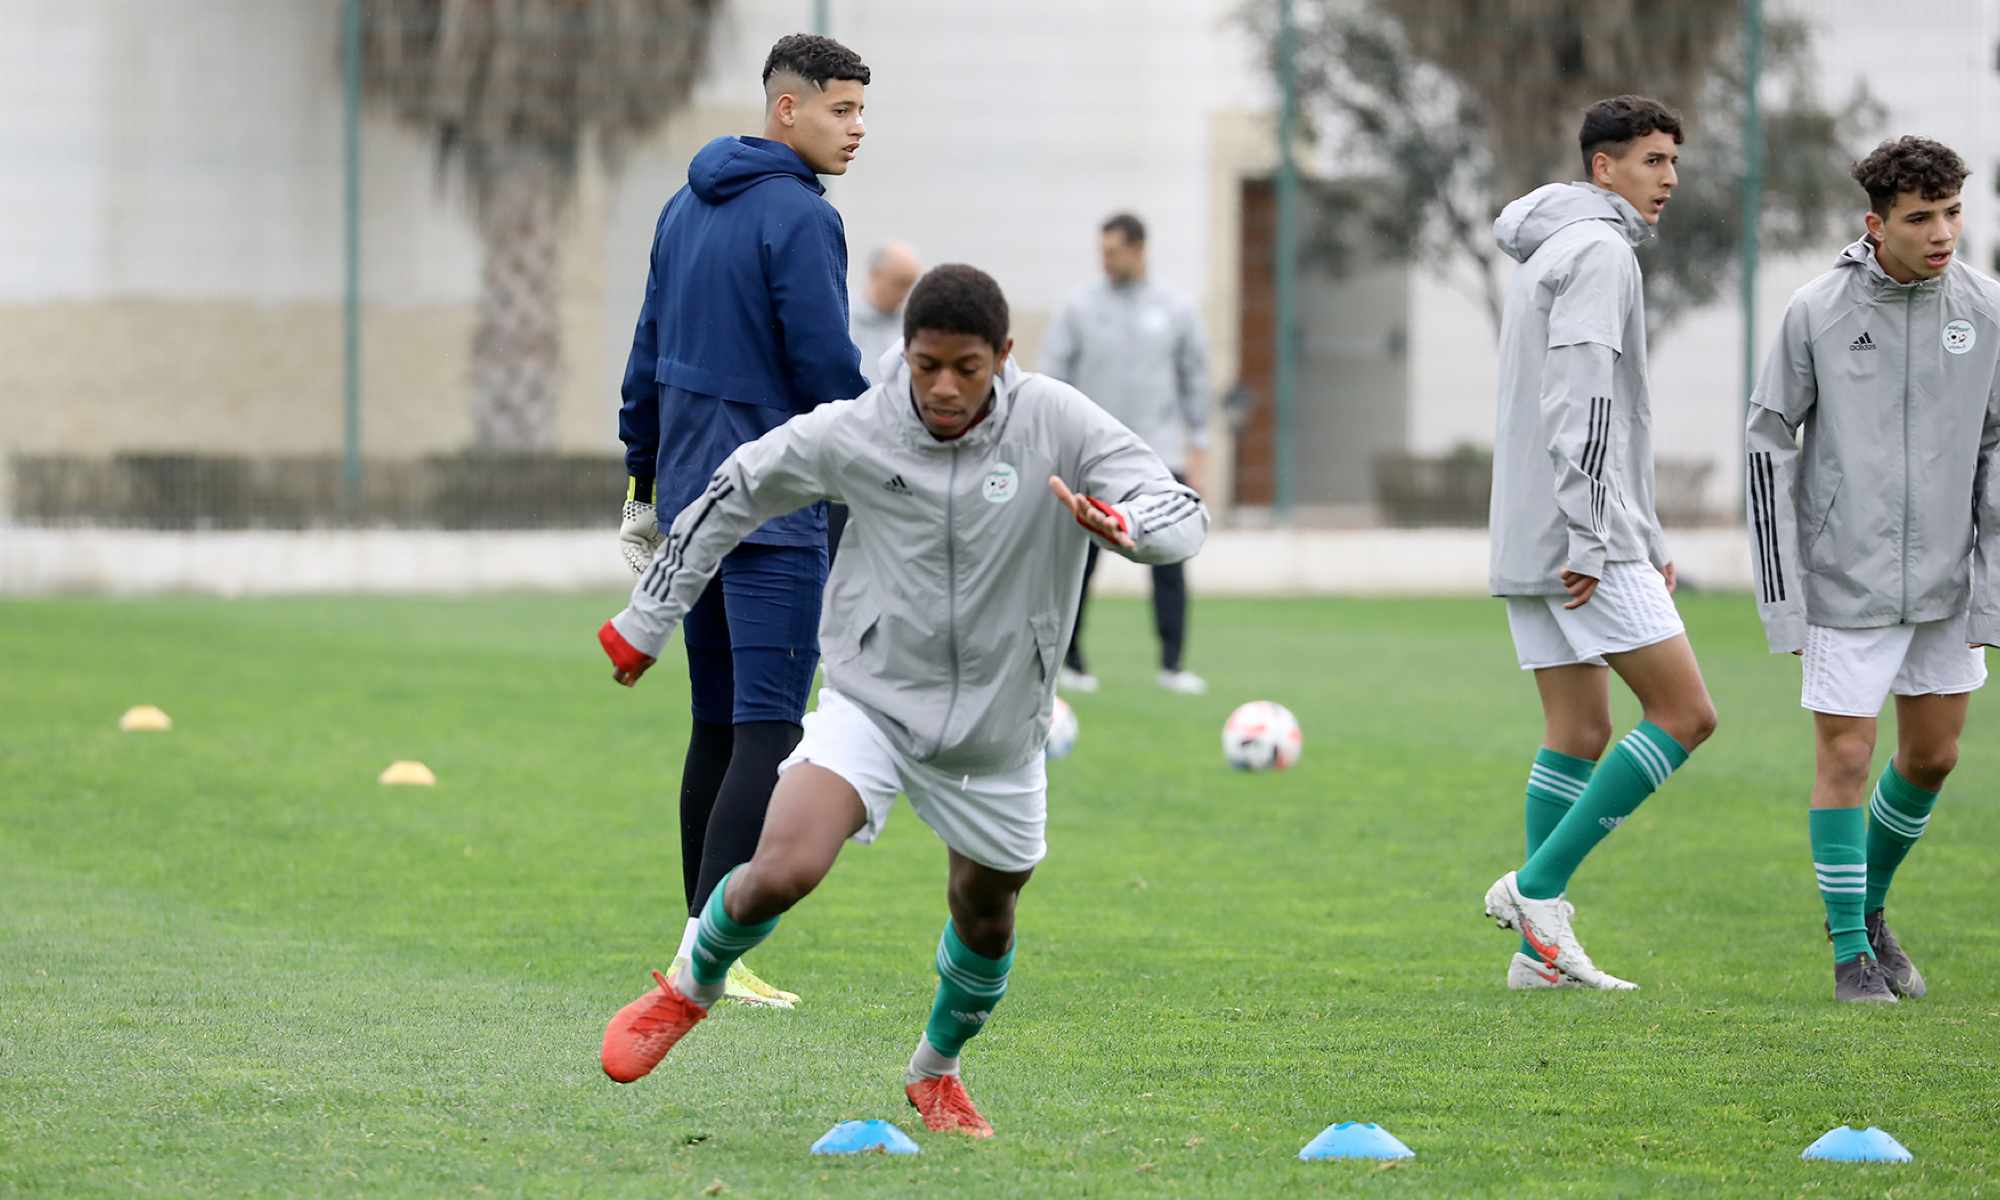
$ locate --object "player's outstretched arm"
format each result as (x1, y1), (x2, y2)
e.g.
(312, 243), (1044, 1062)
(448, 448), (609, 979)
(1744, 300), (1817, 654)
(1969, 372), (2000, 648)
(1064, 394), (1209, 566)
(602, 405), (841, 685)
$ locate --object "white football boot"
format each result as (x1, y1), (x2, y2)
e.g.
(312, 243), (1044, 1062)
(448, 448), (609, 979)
(1157, 669), (1209, 695)
(1484, 872), (1638, 990)
(1506, 952), (1575, 989)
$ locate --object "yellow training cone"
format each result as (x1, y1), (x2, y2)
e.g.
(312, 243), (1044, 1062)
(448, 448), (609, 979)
(119, 705), (173, 732)
(378, 760), (437, 786)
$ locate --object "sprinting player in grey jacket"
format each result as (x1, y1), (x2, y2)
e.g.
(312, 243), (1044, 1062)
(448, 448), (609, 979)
(1746, 137), (2000, 1004)
(592, 265), (1208, 1136)
(1480, 96), (1719, 992)
(1042, 212), (1212, 695)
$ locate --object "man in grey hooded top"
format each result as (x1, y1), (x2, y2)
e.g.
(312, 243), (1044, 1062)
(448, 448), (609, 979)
(1745, 136), (2000, 1004)
(1480, 97), (1719, 995)
(591, 265), (1207, 1137)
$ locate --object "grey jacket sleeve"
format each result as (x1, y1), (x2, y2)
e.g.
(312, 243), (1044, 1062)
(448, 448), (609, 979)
(609, 404), (839, 658)
(1069, 391), (1209, 566)
(1744, 299), (1816, 654)
(1971, 368), (2000, 647)
(1174, 301), (1211, 451)
(1539, 342), (1619, 579)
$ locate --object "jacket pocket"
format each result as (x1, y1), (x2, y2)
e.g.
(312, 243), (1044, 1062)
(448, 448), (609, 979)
(1805, 475), (1843, 568)
(824, 614), (879, 667)
(1027, 611), (1062, 686)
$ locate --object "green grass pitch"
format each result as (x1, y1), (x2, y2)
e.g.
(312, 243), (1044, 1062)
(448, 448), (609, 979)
(2, 591), (1995, 1196)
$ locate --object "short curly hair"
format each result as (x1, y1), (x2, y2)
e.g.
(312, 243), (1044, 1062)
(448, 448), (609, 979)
(762, 34), (870, 90)
(1579, 95), (1683, 177)
(1852, 136), (1970, 217)
(903, 265), (1010, 352)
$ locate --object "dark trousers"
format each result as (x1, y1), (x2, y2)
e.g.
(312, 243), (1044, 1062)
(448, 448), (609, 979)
(1064, 541), (1189, 674)
(827, 502), (849, 572)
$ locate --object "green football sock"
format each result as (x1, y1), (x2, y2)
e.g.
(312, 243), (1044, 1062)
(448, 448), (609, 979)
(689, 868), (779, 987)
(1516, 722), (1687, 899)
(1521, 748), (1592, 954)
(1865, 761), (1938, 913)
(1811, 806), (1869, 962)
(923, 920), (1013, 1059)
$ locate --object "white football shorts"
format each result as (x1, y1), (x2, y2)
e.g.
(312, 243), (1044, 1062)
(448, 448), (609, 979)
(1800, 613), (1987, 717)
(1505, 560), (1686, 670)
(779, 686), (1047, 873)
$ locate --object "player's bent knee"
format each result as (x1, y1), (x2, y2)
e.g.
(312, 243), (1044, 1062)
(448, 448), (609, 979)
(738, 853), (828, 915)
(1899, 742), (1958, 786)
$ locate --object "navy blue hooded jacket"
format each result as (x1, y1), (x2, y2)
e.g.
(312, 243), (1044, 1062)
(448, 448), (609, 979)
(619, 136), (868, 547)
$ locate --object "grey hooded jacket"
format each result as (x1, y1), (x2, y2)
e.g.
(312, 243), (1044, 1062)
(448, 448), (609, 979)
(611, 351), (1209, 773)
(1489, 182), (1669, 596)
(1041, 278), (1210, 470)
(1745, 236), (2000, 653)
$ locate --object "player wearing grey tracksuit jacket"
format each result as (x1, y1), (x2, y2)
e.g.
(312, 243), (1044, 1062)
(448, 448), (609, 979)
(1745, 236), (2000, 653)
(1489, 181), (1671, 596)
(609, 351), (1209, 775)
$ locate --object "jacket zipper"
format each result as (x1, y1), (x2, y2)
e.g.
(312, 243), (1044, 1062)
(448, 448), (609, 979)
(936, 445), (962, 756)
(1901, 289), (1913, 619)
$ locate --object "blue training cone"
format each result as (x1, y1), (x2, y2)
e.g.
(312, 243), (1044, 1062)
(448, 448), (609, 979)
(1298, 1122), (1416, 1161)
(810, 1119), (921, 1156)
(1801, 1125), (1911, 1163)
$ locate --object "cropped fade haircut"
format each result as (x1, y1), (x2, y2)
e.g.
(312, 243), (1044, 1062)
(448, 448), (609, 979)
(904, 265), (1010, 352)
(761, 33), (870, 91)
(1851, 136), (1970, 218)
(1578, 95), (1684, 177)
(1101, 212), (1147, 245)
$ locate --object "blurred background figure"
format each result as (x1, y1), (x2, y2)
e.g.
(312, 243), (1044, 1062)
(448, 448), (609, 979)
(832, 240), (922, 566)
(850, 241), (923, 375)
(1043, 213), (1212, 695)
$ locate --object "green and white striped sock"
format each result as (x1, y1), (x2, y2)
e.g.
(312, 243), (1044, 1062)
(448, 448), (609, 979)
(1865, 762), (1938, 913)
(1521, 748), (1591, 956)
(683, 868), (779, 1005)
(1810, 807), (1869, 963)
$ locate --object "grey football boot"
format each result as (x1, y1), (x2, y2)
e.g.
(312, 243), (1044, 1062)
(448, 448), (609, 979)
(1832, 954), (1898, 1004)
(1866, 910), (1926, 998)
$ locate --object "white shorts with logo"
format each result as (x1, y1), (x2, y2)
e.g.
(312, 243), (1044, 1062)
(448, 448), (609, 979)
(779, 687), (1048, 873)
(1800, 614), (1987, 717)
(1505, 561), (1686, 670)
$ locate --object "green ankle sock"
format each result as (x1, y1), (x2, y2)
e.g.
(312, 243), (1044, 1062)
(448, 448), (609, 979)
(1865, 762), (1938, 913)
(689, 869), (780, 987)
(1521, 748), (1591, 955)
(923, 921), (1013, 1058)
(1811, 807), (1869, 963)
(1517, 722), (1687, 899)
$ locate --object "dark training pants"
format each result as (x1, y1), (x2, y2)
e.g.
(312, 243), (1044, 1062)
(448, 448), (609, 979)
(1064, 541), (1190, 675)
(675, 541), (825, 914)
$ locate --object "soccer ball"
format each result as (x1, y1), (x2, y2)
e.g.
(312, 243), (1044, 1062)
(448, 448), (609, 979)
(1222, 701), (1302, 771)
(1045, 696), (1079, 760)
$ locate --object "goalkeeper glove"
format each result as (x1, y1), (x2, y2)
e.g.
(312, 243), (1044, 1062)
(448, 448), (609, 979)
(619, 476), (661, 575)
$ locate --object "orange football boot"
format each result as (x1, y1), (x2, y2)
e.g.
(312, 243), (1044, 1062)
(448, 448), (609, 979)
(905, 1074), (994, 1138)
(601, 970), (707, 1083)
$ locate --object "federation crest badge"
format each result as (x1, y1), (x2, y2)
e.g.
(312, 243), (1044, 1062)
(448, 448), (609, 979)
(982, 462), (1019, 504)
(1943, 318), (1975, 355)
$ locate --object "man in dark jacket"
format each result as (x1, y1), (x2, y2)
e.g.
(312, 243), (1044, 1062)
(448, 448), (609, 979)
(614, 33), (871, 1008)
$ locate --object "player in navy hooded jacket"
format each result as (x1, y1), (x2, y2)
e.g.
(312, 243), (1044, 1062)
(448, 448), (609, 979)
(614, 34), (871, 1008)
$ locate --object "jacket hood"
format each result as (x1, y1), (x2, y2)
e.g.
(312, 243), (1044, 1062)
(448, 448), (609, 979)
(1494, 182), (1653, 263)
(687, 136), (823, 203)
(1833, 234), (1945, 292)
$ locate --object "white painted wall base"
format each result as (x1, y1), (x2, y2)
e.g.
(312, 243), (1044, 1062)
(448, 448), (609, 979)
(1, 526), (1757, 597)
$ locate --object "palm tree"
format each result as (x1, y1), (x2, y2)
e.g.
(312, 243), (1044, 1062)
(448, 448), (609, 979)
(361, 0), (720, 449)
